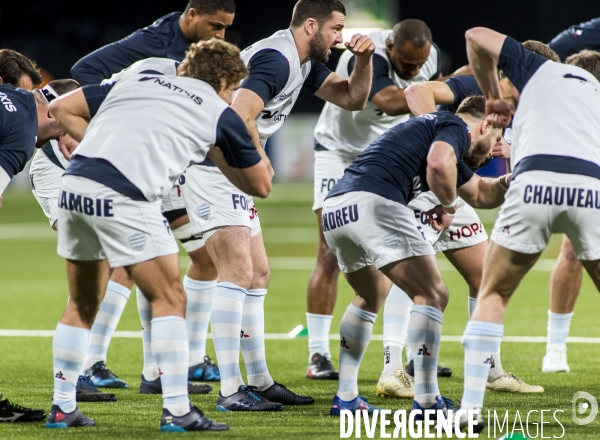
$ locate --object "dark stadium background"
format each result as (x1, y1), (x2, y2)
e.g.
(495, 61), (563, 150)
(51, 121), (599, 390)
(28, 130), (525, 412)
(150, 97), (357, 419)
(2, 0), (600, 113)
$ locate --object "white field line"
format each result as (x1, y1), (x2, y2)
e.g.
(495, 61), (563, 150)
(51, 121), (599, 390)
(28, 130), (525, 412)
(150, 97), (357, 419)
(0, 329), (598, 343)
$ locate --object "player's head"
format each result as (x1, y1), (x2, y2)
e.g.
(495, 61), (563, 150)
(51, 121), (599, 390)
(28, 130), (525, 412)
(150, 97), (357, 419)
(456, 95), (502, 168)
(499, 41), (559, 106)
(181, 0), (236, 41)
(180, 38), (248, 104)
(386, 19), (433, 80)
(33, 79), (81, 147)
(565, 50), (600, 82)
(290, 0), (347, 63)
(0, 49), (43, 91)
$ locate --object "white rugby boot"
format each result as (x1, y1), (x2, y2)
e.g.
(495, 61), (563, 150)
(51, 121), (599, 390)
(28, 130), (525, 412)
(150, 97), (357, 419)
(486, 372), (544, 393)
(542, 345), (570, 373)
(375, 369), (415, 399)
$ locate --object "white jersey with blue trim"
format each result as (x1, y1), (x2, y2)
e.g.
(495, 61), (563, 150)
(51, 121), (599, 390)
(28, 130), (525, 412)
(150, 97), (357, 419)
(511, 61), (600, 170)
(314, 29), (441, 157)
(240, 29), (315, 143)
(101, 57), (178, 85)
(72, 74), (230, 203)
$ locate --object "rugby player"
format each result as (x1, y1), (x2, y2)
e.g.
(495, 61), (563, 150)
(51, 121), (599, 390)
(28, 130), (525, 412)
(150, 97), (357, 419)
(306, 18), (443, 382)
(322, 95), (506, 415)
(534, 19), (600, 373)
(181, 0), (375, 411)
(69, 0), (238, 388)
(376, 41), (560, 398)
(458, 27), (600, 432)
(46, 39), (270, 430)
(0, 49), (47, 423)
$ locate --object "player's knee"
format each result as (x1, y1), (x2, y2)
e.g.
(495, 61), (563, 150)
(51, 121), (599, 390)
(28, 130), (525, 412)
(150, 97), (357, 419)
(252, 263), (270, 288)
(429, 282), (449, 311)
(77, 299), (102, 327)
(164, 283), (187, 310)
(317, 243), (340, 273)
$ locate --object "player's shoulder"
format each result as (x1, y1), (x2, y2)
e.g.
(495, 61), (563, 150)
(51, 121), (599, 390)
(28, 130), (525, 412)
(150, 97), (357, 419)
(103, 58), (179, 84)
(242, 29), (297, 61)
(0, 85), (35, 125)
(144, 11), (182, 33)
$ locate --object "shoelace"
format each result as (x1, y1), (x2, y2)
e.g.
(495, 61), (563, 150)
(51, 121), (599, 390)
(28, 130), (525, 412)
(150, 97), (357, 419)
(506, 373), (524, 383)
(93, 363), (114, 380)
(79, 376), (100, 392)
(242, 386), (263, 402)
(440, 396), (455, 408)
(203, 355), (215, 366)
(5, 399), (33, 412)
(393, 371), (413, 387)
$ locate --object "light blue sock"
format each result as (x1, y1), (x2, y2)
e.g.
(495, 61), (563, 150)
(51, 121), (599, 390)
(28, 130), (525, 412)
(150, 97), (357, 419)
(137, 288), (159, 380)
(151, 316), (190, 417)
(461, 320), (504, 410)
(184, 276), (217, 366)
(382, 285), (413, 377)
(211, 282), (247, 396)
(408, 305), (443, 408)
(241, 290), (274, 390)
(337, 304), (377, 401)
(53, 323), (90, 413)
(84, 281), (130, 371)
(468, 297), (477, 317)
(547, 310), (573, 347)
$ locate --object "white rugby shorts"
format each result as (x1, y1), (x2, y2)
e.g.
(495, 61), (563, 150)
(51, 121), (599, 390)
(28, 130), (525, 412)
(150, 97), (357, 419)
(312, 150), (355, 211)
(408, 192), (488, 252)
(161, 174), (187, 213)
(491, 170), (600, 260)
(322, 191), (435, 273)
(30, 150), (63, 228)
(182, 164), (261, 240)
(57, 176), (179, 267)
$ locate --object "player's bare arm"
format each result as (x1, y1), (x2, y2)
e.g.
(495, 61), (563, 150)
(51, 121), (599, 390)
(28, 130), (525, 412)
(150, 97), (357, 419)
(370, 85), (410, 116)
(48, 89), (91, 142)
(206, 146), (272, 199)
(456, 173), (510, 209)
(466, 27), (514, 128)
(230, 89), (274, 177)
(314, 34), (374, 111)
(424, 141), (459, 231)
(404, 81), (456, 115)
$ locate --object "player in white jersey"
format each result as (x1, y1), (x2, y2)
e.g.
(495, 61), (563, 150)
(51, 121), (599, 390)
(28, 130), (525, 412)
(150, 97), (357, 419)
(306, 19), (444, 380)
(456, 28), (600, 433)
(180, 0), (375, 411)
(45, 39), (271, 431)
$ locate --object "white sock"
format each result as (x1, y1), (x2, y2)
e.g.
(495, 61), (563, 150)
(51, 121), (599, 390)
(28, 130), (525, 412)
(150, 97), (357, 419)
(151, 316), (190, 416)
(468, 297), (477, 318)
(242, 290), (274, 391)
(337, 304), (377, 401)
(184, 276), (217, 366)
(211, 282), (246, 396)
(382, 284), (413, 377)
(136, 288), (159, 381)
(83, 281), (130, 371)
(547, 310), (573, 348)
(307, 313), (333, 362)
(53, 323), (90, 413)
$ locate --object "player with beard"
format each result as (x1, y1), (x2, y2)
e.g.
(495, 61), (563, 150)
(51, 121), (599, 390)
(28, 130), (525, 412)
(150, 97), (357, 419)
(181, 0), (375, 411)
(322, 95), (506, 415)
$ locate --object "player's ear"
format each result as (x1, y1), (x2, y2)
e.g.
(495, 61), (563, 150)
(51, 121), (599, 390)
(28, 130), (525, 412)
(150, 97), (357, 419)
(386, 38), (393, 55)
(219, 77), (227, 93)
(305, 18), (318, 37)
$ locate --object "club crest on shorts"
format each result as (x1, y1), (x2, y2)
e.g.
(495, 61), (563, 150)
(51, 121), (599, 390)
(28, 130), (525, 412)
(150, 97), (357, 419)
(383, 231), (401, 249)
(128, 232), (147, 251)
(198, 203), (211, 220)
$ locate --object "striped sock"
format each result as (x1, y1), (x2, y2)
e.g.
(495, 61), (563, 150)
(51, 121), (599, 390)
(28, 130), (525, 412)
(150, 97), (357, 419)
(306, 313), (333, 361)
(405, 338), (413, 363)
(137, 288), (159, 381)
(83, 281), (130, 371)
(211, 282), (246, 396)
(408, 305), (443, 408)
(382, 284), (413, 377)
(547, 310), (573, 347)
(461, 320), (504, 411)
(468, 298), (506, 382)
(242, 290), (274, 391)
(337, 304), (377, 401)
(184, 276), (217, 366)
(53, 323), (90, 413)
(151, 316), (190, 416)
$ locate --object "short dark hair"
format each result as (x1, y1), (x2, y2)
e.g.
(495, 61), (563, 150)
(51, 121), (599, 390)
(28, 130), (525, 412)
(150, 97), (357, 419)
(456, 95), (486, 119)
(391, 19), (432, 49)
(47, 79), (80, 96)
(522, 40), (560, 63)
(0, 49), (42, 87)
(290, 0), (346, 28)
(184, 0), (235, 15)
(566, 50), (600, 82)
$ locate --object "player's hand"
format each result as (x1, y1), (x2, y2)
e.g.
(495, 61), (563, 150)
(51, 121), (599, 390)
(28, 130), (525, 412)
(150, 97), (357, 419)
(424, 204), (454, 232)
(485, 99), (514, 128)
(491, 135), (511, 159)
(57, 135), (79, 161)
(344, 34), (375, 57)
